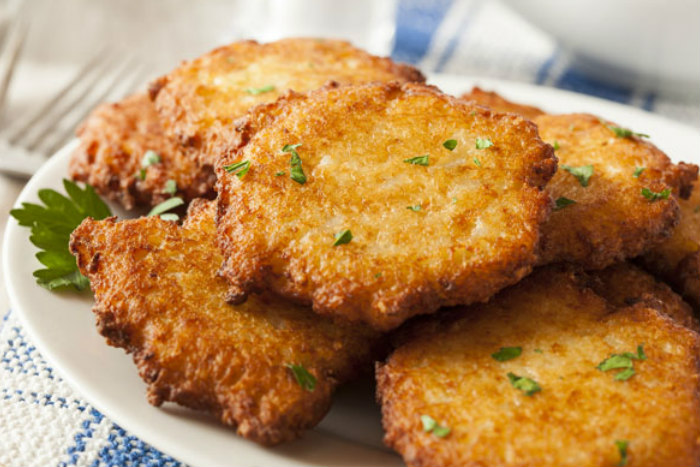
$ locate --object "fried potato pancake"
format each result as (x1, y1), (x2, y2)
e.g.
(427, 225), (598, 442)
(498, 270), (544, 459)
(215, 82), (557, 331)
(377, 266), (700, 467)
(641, 176), (700, 308)
(149, 38), (425, 166)
(69, 94), (215, 210)
(461, 86), (545, 121)
(69, 200), (380, 446)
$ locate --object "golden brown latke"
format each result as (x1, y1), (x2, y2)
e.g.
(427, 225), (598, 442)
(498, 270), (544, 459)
(69, 93), (215, 210)
(149, 38), (425, 166)
(461, 86), (545, 121)
(215, 81), (557, 331)
(377, 266), (700, 467)
(535, 113), (696, 269)
(641, 176), (700, 308)
(69, 200), (380, 446)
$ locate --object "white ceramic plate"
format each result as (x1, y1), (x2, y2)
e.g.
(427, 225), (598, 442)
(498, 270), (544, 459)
(4, 74), (700, 467)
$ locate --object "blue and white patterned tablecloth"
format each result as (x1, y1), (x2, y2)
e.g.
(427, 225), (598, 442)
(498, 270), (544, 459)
(2, 1), (699, 466)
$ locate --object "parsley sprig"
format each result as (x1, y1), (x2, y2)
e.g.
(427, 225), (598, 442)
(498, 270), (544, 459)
(492, 346), (522, 361)
(286, 363), (316, 391)
(507, 372), (541, 396)
(597, 344), (646, 381)
(641, 187), (670, 202)
(420, 415), (451, 438)
(283, 144), (307, 184)
(561, 164), (594, 187)
(554, 197), (576, 211)
(10, 180), (112, 291)
(616, 440), (629, 466)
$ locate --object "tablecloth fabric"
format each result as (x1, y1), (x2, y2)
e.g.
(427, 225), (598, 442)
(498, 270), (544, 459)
(2, 1), (699, 466)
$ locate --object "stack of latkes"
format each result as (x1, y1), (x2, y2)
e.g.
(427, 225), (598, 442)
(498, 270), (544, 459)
(68, 39), (700, 467)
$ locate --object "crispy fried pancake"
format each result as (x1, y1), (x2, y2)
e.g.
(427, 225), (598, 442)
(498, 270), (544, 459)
(461, 86), (545, 120)
(69, 200), (380, 446)
(641, 176), (700, 308)
(149, 38), (425, 166)
(377, 266), (700, 467)
(69, 94), (215, 210)
(215, 82), (557, 331)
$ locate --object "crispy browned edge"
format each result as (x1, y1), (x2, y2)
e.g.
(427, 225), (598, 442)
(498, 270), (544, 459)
(214, 81), (558, 331)
(461, 86), (546, 121)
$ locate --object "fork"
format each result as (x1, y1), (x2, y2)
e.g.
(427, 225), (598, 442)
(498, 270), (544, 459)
(0, 37), (146, 178)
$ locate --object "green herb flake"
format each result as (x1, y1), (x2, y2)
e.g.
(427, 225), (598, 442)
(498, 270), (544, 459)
(443, 139), (458, 151)
(141, 150), (161, 168)
(245, 84), (275, 95)
(163, 179), (177, 195)
(552, 140), (560, 150)
(159, 213), (179, 222)
(223, 160), (251, 179)
(407, 205), (422, 212)
(283, 144), (307, 184)
(9, 180), (112, 291)
(491, 346), (522, 362)
(275, 171), (286, 177)
(286, 363), (316, 391)
(473, 157), (482, 167)
(475, 137), (494, 149)
(561, 164), (594, 187)
(147, 197), (184, 218)
(333, 229), (353, 247)
(597, 345), (646, 381)
(633, 167), (645, 178)
(607, 124), (649, 139)
(470, 110), (477, 117)
(534, 348), (544, 354)
(641, 187), (671, 202)
(507, 372), (541, 396)
(136, 169), (146, 181)
(615, 440), (629, 467)
(554, 197), (576, 211)
(403, 155), (429, 166)
(420, 415), (450, 438)
(375, 272), (382, 278)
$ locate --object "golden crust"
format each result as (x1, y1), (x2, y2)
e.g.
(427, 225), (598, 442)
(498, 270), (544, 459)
(535, 113), (693, 269)
(641, 176), (700, 307)
(69, 94), (215, 210)
(461, 86), (545, 121)
(215, 82), (557, 331)
(69, 200), (380, 446)
(149, 38), (425, 166)
(377, 266), (700, 467)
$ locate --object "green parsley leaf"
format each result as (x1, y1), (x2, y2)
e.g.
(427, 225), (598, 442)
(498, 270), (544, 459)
(406, 205), (421, 212)
(420, 415), (451, 437)
(147, 197), (184, 218)
(561, 164), (594, 187)
(163, 179), (177, 195)
(224, 160), (251, 179)
(245, 84), (275, 95)
(136, 169), (146, 181)
(614, 367), (636, 381)
(554, 197), (576, 211)
(283, 144), (307, 184)
(607, 124), (649, 139)
(443, 139), (457, 151)
(374, 272), (382, 278)
(141, 150), (161, 168)
(473, 157), (482, 167)
(333, 229), (353, 247)
(534, 348), (544, 354)
(507, 372), (541, 396)
(470, 110), (477, 116)
(10, 179), (112, 291)
(597, 344), (646, 380)
(286, 363), (316, 391)
(432, 425), (451, 438)
(275, 171), (286, 177)
(404, 155), (429, 166)
(641, 187), (671, 202)
(552, 140), (560, 151)
(615, 440), (629, 467)
(491, 346), (522, 362)
(475, 137), (494, 149)
(633, 167), (645, 178)
(159, 213), (179, 222)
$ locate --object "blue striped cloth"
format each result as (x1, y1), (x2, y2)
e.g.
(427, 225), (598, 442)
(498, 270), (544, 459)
(2, 1), (698, 466)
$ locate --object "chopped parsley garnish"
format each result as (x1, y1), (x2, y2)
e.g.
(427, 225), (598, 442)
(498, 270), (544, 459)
(561, 164), (594, 187)
(147, 197), (184, 220)
(552, 140), (560, 150)
(597, 344), (646, 381)
(554, 197), (576, 211)
(443, 139), (457, 151)
(286, 363), (316, 391)
(141, 150), (161, 168)
(452, 197), (457, 204)
(407, 205), (421, 212)
(420, 415), (451, 438)
(507, 372), (541, 396)
(283, 144), (307, 184)
(223, 160), (251, 179)
(375, 272), (382, 278)
(404, 155), (429, 166)
(275, 171), (286, 177)
(136, 168), (146, 180)
(473, 157), (482, 167)
(9, 179), (111, 291)
(470, 110), (477, 117)
(245, 84), (275, 95)
(633, 167), (645, 178)
(492, 346), (522, 362)
(641, 187), (671, 202)
(333, 229), (353, 247)
(607, 124), (649, 139)
(159, 213), (179, 222)
(534, 348), (543, 354)
(615, 440), (629, 467)
(475, 137), (494, 149)
(163, 179), (177, 195)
